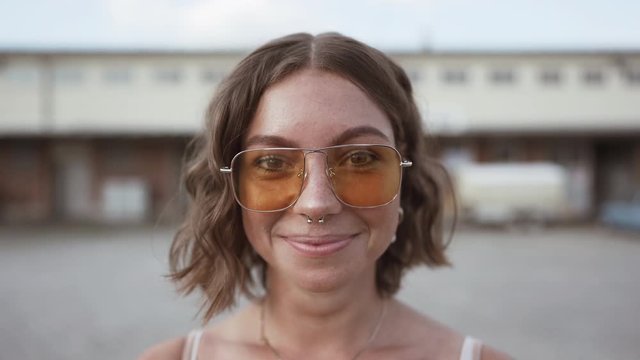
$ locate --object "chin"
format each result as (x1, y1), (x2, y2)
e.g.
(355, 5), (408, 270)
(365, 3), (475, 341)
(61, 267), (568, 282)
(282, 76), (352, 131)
(293, 266), (355, 293)
(274, 252), (376, 294)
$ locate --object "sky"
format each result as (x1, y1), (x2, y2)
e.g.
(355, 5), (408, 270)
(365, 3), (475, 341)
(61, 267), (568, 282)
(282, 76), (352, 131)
(0, 0), (639, 51)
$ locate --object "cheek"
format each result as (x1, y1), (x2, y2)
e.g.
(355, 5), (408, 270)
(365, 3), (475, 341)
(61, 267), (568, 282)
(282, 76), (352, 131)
(361, 204), (400, 256)
(241, 210), (278, 256)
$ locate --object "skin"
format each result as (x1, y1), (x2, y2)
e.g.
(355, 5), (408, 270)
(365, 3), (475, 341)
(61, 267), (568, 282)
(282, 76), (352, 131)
(139, 69), (512, 360)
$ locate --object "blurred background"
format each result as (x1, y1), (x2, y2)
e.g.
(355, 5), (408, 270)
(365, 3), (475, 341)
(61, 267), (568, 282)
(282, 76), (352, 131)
(1, 0), (639, 359)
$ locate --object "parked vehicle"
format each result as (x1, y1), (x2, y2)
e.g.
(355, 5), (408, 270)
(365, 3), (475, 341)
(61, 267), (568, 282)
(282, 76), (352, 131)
(600, 193), (640, 231)
(453, 162), (569, 226)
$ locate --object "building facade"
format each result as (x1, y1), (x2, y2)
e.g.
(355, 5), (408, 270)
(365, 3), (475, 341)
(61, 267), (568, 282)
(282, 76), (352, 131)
(1, 49), (639, 224)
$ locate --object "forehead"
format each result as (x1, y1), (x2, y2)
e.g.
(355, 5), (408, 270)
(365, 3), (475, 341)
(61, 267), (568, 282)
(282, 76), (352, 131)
(245, 69), (394, 148)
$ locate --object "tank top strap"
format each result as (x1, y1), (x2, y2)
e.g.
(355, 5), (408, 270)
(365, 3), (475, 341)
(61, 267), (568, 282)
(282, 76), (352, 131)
(459, 336), (483, 360)
(181, 329), (204, 360)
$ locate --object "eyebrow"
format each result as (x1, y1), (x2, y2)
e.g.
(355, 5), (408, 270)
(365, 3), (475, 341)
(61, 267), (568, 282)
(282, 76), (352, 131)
(330, 125), (390, 145)
(244, 125), (390, 149)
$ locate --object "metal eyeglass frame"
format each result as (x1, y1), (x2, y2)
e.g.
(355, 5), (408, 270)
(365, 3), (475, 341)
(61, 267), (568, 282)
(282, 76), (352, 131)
(219, 144), (413, 212)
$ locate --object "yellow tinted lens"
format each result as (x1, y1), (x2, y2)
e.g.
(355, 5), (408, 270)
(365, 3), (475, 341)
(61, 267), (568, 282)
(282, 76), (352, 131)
(328, 145), (401, 207)
(234, 149), (304, 211)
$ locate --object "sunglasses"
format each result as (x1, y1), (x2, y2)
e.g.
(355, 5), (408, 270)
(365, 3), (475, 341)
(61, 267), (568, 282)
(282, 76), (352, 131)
(220, 144), (412, 212)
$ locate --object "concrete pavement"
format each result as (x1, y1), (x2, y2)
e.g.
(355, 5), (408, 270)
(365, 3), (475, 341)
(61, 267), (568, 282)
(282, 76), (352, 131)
(1, 225), (638, 359)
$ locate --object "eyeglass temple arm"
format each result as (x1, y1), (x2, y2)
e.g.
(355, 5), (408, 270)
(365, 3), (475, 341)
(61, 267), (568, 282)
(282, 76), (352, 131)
(220, 167), (232, 173)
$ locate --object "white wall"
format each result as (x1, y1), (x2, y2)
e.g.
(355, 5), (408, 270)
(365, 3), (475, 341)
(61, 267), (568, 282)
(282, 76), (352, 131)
(1, 51), (639, 135)
(408, 54), (640, 134)
(0, 56), (44, 133)
(49, 54), (241, 134)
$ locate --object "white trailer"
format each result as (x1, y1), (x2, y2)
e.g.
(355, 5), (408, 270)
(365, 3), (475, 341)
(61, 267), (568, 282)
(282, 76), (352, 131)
(453, 162), (569, 225)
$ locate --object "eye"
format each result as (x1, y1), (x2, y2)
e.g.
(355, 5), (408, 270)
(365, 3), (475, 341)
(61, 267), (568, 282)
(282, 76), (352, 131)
(350, 152), (373, 165)
(345, 150), (378, 167)
(255, 156), (289, 171)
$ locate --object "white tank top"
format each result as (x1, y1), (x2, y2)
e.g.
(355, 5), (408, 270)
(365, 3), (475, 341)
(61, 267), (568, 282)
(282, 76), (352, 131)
(182, 329), (483, 360)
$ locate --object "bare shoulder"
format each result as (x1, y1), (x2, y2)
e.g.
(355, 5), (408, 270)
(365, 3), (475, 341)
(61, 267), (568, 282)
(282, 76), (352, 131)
(390, 300), (461, 336)
(386, 300), (513, 359)
(481, 344), (513, 360)
(383, 300), (463, 356)
(206, 302), (262, 341)
(137, 337), (186, 360)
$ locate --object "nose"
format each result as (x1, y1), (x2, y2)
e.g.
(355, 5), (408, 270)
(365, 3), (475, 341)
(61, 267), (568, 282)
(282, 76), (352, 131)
(292, 152), (342, 220)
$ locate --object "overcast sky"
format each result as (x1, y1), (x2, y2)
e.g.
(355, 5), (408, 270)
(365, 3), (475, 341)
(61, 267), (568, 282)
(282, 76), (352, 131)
(0, 0), (639, 51)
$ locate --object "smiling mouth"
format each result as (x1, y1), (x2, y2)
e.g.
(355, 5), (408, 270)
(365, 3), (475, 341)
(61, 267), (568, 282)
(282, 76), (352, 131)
(282, 236), (355, 257)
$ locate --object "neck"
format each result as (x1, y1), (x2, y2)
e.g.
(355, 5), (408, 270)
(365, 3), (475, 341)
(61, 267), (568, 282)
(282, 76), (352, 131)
(261, 267), (385, 359)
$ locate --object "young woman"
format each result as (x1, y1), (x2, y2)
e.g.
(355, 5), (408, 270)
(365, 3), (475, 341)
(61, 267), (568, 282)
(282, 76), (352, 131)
(140, 32), (511, 360)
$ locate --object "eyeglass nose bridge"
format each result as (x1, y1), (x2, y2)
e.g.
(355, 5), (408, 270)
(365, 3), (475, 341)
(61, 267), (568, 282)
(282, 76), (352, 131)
(300, 149), (335, 181)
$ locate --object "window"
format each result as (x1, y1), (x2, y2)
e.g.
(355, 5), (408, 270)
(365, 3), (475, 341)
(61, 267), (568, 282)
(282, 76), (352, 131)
(155, 67), (182, 84)
(625, 69), (640, 86)
(490, 69), (516, 85)
(103, 67), (132, 84)
(407, 69), (422, 83)
(491, 140), (522, 162)
(10, 144), (38, 171)
(551, 142), (582, 165)
(441, 69), (467, 85)
(201, 69), (225, 84)
(540, 69), (562, 86)
(54, 67), (84, 84)
(1, 66), (37, 84)
(104, 143), (134, 172)
(583, 69), (604, 86)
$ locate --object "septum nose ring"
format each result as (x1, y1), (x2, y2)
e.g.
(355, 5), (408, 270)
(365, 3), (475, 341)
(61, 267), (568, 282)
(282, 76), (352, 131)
(306, 215), (325, 224)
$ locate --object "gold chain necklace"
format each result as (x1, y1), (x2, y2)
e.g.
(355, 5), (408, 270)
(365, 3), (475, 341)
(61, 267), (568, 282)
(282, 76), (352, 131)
(260, 299), (387, 360)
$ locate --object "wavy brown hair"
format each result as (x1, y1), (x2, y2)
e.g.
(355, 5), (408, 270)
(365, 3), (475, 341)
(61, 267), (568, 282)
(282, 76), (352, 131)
(169, 32), (451, 323)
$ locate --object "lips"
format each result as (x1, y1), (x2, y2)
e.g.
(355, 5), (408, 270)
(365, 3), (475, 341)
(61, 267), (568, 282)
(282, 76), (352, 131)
(282, 235), (355, 257)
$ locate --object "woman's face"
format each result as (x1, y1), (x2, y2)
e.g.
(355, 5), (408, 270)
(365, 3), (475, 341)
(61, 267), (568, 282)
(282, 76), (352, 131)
(241, 69), (401, 293)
